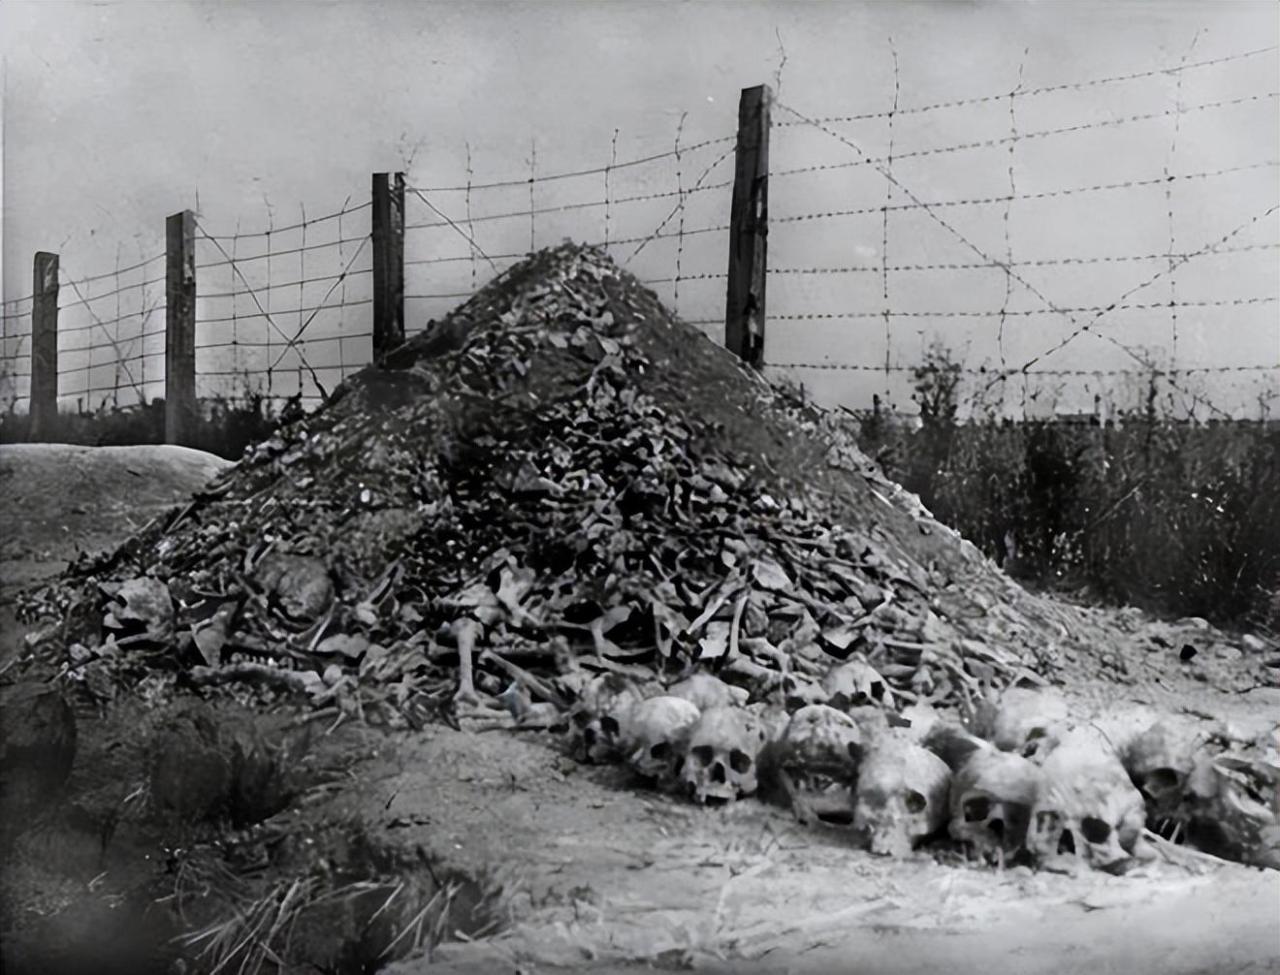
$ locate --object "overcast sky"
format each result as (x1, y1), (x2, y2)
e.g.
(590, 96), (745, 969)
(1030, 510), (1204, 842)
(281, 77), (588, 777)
(2, 1), (1277, 417)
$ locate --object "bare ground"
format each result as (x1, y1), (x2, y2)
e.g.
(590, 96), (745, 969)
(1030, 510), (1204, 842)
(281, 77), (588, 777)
(2, 444), (1278, 975)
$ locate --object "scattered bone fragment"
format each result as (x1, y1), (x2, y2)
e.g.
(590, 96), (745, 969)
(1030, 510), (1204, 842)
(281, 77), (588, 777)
(667, 672), (747, 711)
(822, 657), (894, 712)
(451, 618), (484, 707)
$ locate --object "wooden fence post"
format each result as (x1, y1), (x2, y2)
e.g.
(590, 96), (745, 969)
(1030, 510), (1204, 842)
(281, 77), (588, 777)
(29, 252), (59, 440)
(725, 84), (771, 368)
(372, 172), (406, 361)
(165, 209), (196, 445)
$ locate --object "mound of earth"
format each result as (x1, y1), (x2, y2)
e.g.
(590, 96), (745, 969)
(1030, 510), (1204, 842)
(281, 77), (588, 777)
(4, 243), (1278, 974)
(0, 444), (230, 589)
(16, 243), (1228, 709)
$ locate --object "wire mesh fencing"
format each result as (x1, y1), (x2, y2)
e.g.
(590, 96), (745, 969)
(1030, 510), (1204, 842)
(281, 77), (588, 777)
(2, 42), (1277, 428)
(402, 126), (738, 346)
(762, 43), (1280, 421)
(193, 200), (374, 408)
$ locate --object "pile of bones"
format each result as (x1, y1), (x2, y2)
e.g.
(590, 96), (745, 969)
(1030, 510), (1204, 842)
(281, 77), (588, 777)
(15, 243), (1277, 874)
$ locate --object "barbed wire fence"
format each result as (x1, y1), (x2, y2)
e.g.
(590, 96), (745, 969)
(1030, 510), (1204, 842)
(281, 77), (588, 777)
(2, 42), (1277, 438)
(763, 43), (1280, 421)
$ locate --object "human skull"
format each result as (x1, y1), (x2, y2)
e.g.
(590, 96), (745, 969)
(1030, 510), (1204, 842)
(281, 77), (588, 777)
(667, 672), (748, 711)
(781, 673), (829, 712)
(1026, 725), (1148, 871)
(852, 730), (952, 857)
(681, 706), (768, 804)
(103, 577), (175, 643)
(774, 704), (864, 824)
(950, 747), (1044, 866)
(568, 673), (649, 763)
(1183, 750), (1280, 869)
(623, 696), (701, 784)
(1119, 719), (1202, 829)
(823, 657), (893, 712)
(973, 686), (1070, 759)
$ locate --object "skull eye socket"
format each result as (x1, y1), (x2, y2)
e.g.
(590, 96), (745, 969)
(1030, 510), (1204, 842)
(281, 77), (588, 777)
(650, 742), (671, 760)
(573, 711), (593, 728)
(963, 797), (992, 822)
(1141, 767), (1181, 797)
(729, 749), (752, 775)
(846, 741), (862, 762)
(1080, 817), (1111, 844)
(600, 715), (620, 737)
(904, 790), (928, 814)
(692, 745), (715, 767)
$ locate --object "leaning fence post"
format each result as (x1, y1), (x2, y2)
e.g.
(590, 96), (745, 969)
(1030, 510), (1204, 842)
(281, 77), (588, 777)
(372, 172), (406, 362)
(165, 209), (196, 445)
(725, 84), (771, 368)
(29, 252), (60, 440)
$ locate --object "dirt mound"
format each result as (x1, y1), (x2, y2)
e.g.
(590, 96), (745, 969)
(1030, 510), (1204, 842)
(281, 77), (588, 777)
(15, 244), (1136, 717)
(0, 444), (230, 590)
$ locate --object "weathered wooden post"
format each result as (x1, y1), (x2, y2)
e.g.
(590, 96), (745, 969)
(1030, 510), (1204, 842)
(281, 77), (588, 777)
(165, 209), (196, 445)
(372, 172), (406, 361)
(725, 84), (771, 367)
(29, 252), (60, 440)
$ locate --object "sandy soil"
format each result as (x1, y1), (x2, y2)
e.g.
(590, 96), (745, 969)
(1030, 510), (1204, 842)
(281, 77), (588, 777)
(2, 444), (1277, 975)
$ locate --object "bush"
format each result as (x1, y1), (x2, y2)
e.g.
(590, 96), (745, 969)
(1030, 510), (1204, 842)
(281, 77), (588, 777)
(0, 392), (301, 461)
(856, 350), (1280, 631)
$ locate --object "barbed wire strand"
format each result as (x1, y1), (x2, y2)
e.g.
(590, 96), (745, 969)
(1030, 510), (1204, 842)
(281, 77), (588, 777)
(1001, 53), (1028, 409)
(408, 133), (736, 194)
(605, 128), (619, 248)
(624, 144), (737, 265)
(771, 92), (1280, 182)
(774, 44), (1278, 126)
(266, 234), (373, 381)
(199, 200), (371, 241)
(407, 186), (497, 273)
(882, 40), (900, 395)
(56, 264), (144, 398)
(771, 162), (1280, 225)
(193, 220), (325, 393)
(776, 99), (1247, 419)
(673, 112), (688, 316)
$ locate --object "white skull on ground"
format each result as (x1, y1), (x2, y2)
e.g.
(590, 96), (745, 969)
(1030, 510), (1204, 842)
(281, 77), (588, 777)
(1026, 725), (1150, 871)
(823, 657), (894, 712)
(667, 672), (748, 711)
(781, 673), (830, 712)
(623, 695), (701, 785)
(568, 673), (650, 763)
(973, 686), (1070, 759)
(950, 747), (1044, 866)
(103, 577), (175, 643)
(773, 704), (864, 825)
(1119, 719), (1203, 830)
(681, 706), (769, 804)
(852, 730), (952, 857)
